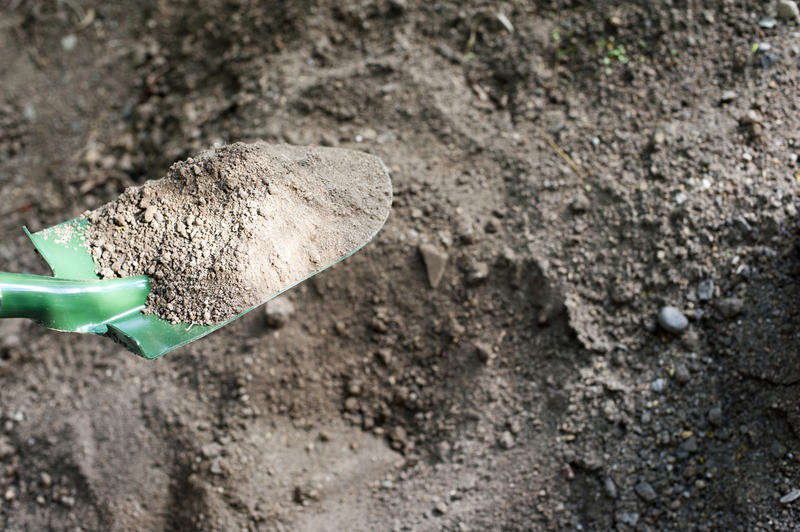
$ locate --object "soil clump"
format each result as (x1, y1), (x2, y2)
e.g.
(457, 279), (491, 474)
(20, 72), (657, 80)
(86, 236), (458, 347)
(84, 142), (391, 324)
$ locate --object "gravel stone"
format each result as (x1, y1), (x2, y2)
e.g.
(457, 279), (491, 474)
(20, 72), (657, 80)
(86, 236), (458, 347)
(389, 425), (407, 444)
(344, 397), (359, 413)
(696, 279), (714, 301)
(466, 260), (490, 285)
(473, 341), (495, 364)
(658, 306), (689, 334)
(570, 192), (591, 213)
(60, 495), (75, 507)
(651, 378), (667, 393)
(498, 431), (515, 449)
(604, 477), (618, 499)
(202, 442), (222, 459)
(419, 243), (448, 288)
(61, 34), (77, 51)
(777, 0), (800, 21)
(578, 449), (604, 471)
(780, 489), (800, 504)
(635, 481), (658, 503)
(716, 297), (744, 318)
(433, 501), (448, 515)
(708, 406), (723, 427)
(680, 436), (699, 453)
(453, 212), (476, 243)
(264, 295), (295, 328)
(22, 103), (36, 122)
(759, 17), (777, 28)
(673, 363), (691, 384)
(618, 511), (640, 526)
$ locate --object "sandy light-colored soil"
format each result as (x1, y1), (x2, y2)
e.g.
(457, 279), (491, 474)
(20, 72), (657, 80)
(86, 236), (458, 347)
(85, 142), (392, 325)
(1, 1), (799, 530)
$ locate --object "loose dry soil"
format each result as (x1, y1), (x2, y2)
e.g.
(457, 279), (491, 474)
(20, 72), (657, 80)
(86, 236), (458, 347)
(84, 142), (391, 325)
(1, 1), (799, 531)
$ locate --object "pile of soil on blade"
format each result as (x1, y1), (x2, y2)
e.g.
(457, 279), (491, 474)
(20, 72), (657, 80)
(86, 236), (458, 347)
(83, 142), (391, 325)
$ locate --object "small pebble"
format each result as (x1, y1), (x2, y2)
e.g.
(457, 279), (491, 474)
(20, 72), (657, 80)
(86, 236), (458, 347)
(60, 495), (75, 507)
(777, 0), (800, 21)
(22, 103), (36, 122)
(433, 501), (448, 515)
(720, 90), (738, 103)
(658, 306), (689, 334)
(681, 327), (699, 347)
(758, 16), (777, 28)
(674, 364), (691, 384)
(436, 440), (451, 459)
(347, 380), (362, 396)
(320, 132), (339, 147)
(780, 489), (800, 504)
(376, 348), (392, 365)
(473, 341), (495, 364)
(570, 192), (591, 213)
(344, 397), (359, 413)
(61, 34), (77, 52)
(201, 442), (222, 459)
(264, 296), (295, 328)
(635, 481), (658, 503)
(389, 425), (407, 443)
(604, 477), (618, 499)
(498, 431), (515, 450)
(697, 279), (714, 301)
(715, 297), (744, 318)
(466, 261), (490, 285)
(708, 406), (723, 427)
(419, 243), (448, 289)
(680, 436), (699, 453)
(651, 378), (667, 393)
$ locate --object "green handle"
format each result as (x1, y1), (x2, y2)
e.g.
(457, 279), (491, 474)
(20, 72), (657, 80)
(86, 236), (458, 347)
(0, 272), (150, 333)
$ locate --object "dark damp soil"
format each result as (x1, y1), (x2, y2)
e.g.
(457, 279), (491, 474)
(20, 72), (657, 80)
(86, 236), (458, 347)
(1, 1), (799, 530)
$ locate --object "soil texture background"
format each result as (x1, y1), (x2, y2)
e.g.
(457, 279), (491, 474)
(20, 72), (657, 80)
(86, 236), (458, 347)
(1, 1), (799, 530)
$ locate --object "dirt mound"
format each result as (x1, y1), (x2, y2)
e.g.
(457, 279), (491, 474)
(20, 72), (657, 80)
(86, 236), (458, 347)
(85, 142), (391, 324)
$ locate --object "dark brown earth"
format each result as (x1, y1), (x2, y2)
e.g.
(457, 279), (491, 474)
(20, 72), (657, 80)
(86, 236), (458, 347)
(1, 1), (799, 530)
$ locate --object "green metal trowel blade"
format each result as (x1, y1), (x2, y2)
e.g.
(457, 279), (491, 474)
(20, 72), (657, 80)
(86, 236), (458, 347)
(26, 207), (390, 359)
(26, 219), (224, 359)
